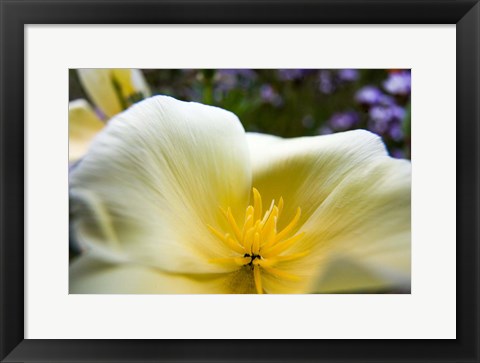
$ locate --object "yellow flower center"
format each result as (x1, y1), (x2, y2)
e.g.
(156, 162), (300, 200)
(208, 188), (308, 294)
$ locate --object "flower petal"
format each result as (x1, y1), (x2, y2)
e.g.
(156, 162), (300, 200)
(129, 69), (151, 97)
(70, 254), (227, 294)
(69, 99), (104, 162)
(77, 69), (123, 117)
(310, 256), (409, 293)
(247, 130), (410, 292)
(70, 96), (252, 274)
(303, 157), (411, 292)
(247, 130), (389, 230)
(77, 69), (150, 118)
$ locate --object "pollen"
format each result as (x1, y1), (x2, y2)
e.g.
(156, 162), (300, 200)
(208, 188), (308, 294)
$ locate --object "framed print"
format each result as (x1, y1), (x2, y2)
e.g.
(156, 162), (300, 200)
(1, 1), (479, 362)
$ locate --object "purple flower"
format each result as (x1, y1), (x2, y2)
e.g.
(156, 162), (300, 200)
(368, 106), (391, 134)
(215, 69), (257, 92)
(368, 119), (389, 135)
(388, 123), (405, 142)
(370, 104), (405, 122)
(328, 111), (360, 131)
(277, 69), (305, 81)
(215, 71), (237, 92)
(260, 84), (283, 107)
(390, 105), (406, 122)
(368, 103), (406, 136)
(338, 69), (359, 82)
(355, 86), (382, 106)
(390, 148), (406, 159)
(318, 70), (335, 94)
(369, 106), (391, 123)
(383, 71), (411, 96)
(260, 84), (274, 101)
(221, 69), (258, 85)
(378, 94), (395, 106)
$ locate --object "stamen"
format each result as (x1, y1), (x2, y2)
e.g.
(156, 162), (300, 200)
(245, 205), (254, 222)
(275, 207), (301, 241)
(207, 188), (308, 293)
(226, 235), (246, 255)
(207, 226), (245, 254)
(278, 197), (284, 217)
(262, 206), (278, 235)
(264, 250), (311, 263)
(252, 187), (263, 221)
(262, 232), (306, 258)
(261, 199), (276, 225)
(243, 215), (253, 240)
(252, 232), (261, 255)
(253, 265), (263, 294)
(260, 208), (278, 249)
(226, 207), (243, 242)
(244, 224), (256, 252)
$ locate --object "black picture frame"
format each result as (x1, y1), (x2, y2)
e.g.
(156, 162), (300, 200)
(1, 1), (479, 362)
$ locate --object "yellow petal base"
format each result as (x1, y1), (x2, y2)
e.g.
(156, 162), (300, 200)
(208, 188), (308, 294)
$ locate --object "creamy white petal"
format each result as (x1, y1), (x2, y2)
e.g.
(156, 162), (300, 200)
(70, 254), (228, 294)
(302, 157), (411, 292)
(77, 69), (123, 118)
(247, 130), (410, 292)
(310, 256), (409, 293)
(245, 132), (282, 158)
(247, 130), (388, 229)
(70, 96), (252, 274)
(69, 99), (104, 162)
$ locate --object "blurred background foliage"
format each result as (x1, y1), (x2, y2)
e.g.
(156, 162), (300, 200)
(70, 69), (411, 159)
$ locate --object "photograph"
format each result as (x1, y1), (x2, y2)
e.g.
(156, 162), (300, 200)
(2, 0), (478, 360)
(68, 68), (412, 294)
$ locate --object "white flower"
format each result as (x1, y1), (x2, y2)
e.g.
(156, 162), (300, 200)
(69, 96), (411, 294)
